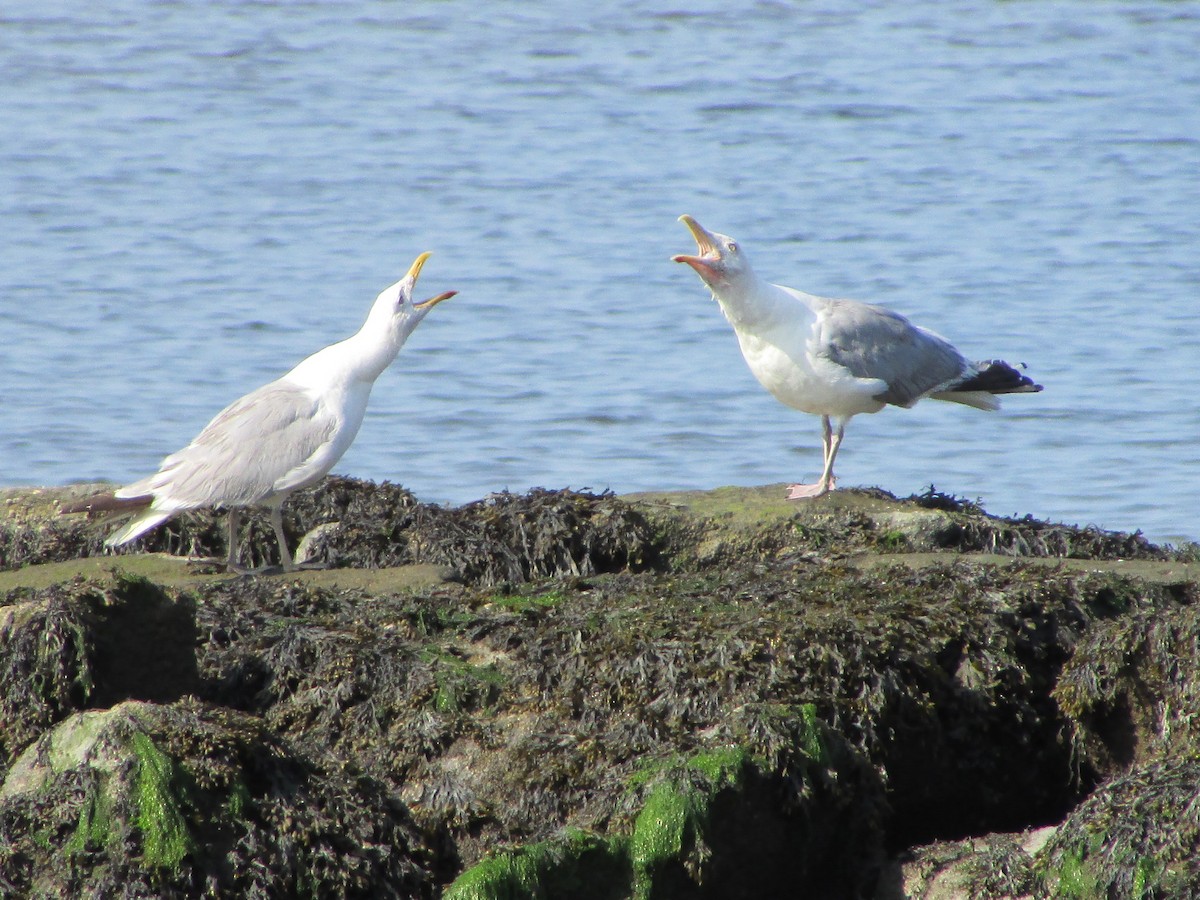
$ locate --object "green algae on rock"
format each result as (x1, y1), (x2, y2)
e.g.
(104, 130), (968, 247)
(626, 748), (750, 899)
(0, 700), (432, 897)
(446, 736), (881, 900)
(444, 829), (632, 900)
(1035, 758), (1200, 898)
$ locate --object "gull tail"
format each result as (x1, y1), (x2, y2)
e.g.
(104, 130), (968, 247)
(60, 492), (168, 546)
(932, 360), (1043, 411)
(104, 511), (173, 547)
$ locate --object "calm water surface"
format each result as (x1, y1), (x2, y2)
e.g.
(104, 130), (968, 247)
(2, 2), (1198, 543)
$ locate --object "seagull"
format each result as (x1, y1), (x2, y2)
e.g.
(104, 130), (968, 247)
(672, 215), (1041, 499)
(63, 252), (457, 572)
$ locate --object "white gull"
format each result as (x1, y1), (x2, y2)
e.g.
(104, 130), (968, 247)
(64, 252), (456, 572)
(672, 215), (1041, 499)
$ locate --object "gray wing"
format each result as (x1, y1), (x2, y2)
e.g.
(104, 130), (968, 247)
(816, 299), (970, 407)
(126, 380), (338, 508)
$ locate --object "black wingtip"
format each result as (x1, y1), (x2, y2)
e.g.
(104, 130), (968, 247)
(955, 360), (1043, 394)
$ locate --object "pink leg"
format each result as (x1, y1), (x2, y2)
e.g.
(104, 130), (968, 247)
(786, 417), (845, 500)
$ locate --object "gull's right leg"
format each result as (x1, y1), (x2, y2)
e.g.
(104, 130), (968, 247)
(224, 508), (241, 571)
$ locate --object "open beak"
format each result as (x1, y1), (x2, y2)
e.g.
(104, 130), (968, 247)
(671, 214), (721, 278)
(415, 290), (457, 311)
(405, 251), (433, 281)
(404, 251), (458, 310)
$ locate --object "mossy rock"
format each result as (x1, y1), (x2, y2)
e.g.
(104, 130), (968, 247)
(628, 483), (1173, 570)
(0, 699), (432, 897)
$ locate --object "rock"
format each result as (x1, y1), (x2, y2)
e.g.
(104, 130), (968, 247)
(0, 592), (95, 772)
(0, 698), (432, 897)
(2, 478), (1199, 896)
(293, 520), (341, 566)
(874, 826), (1056, 900)
(2, 704), (134, 798)
(1055, 599), (1200, 778)
(1036, 758), (1200, 897)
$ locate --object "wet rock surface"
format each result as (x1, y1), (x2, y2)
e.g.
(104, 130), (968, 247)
(2, 477), (1199, 898)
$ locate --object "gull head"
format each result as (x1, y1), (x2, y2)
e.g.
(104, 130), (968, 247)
(371, 251), (458, 338)
(671, 215), (751, 292)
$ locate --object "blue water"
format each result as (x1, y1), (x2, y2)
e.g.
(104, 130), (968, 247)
(3, 2), (1198, 544)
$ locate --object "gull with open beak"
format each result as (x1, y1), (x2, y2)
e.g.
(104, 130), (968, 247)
(673, 215), (1041, 499)
(63, 252), (457, 572)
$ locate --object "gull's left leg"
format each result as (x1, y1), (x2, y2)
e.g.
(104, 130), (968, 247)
(820, 419), (846, 491)
(786, 417), (846, 499)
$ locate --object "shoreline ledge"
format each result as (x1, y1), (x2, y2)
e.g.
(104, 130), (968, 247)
(2, 477), (1198, 897)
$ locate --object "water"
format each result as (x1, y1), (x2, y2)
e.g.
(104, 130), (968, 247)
(2, 1), (1198, 544)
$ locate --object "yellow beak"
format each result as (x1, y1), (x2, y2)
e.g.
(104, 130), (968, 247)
(405, 252), (458, 310)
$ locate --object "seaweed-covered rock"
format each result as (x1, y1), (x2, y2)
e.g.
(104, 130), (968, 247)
(0, 593), (94, 773)
(633, 484), (1176, 574)
(186, 559), (1163, 883)
(299, 485), (658, 584)
(507, 563), (1112, 845)
(0, 486), (109, 570)
(1035, 757), (1200, 898)
(447, 734), (884, 900)
(186, 571), (893, 893)
(874, 826), (1054, 900)
(0, 575), (198, 778)
(4, 481), (1200, 897)
(193, 576), (478, 783)
(903, 486), (1169, 560)
(8, 479), (1182, 578)
(1054, 599), (1200, 778)
(0, 699), (432, 897)
(15, 479), (658, 586)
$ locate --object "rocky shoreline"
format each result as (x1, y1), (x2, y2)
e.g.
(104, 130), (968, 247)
(2, 478), (1198, 898)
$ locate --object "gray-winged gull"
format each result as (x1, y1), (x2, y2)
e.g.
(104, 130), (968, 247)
(63, 252), (457, 572)
(672, 215), (1041, 499)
